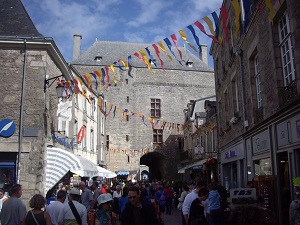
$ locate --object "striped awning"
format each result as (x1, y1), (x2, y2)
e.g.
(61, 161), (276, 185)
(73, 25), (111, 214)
(46, 147), (99, 192)
(117, 171), (130, 176)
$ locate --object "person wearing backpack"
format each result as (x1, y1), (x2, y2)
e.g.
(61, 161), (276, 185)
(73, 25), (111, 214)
(155, 185), (166, 222)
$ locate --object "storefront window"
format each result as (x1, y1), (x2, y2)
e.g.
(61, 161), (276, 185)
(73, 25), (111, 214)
(223, 162), (237, 191)
(254, 158), (271, 176)
(0, 162), (16, 193)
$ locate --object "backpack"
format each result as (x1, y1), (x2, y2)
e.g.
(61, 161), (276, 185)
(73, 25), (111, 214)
(158, 192), (166, 205)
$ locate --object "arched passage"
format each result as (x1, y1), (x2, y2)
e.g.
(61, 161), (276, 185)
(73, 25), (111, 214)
(140, 151), (165, 181)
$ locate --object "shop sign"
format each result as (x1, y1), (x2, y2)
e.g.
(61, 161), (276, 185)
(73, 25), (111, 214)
(0, 119), (16, 138)
(50, 134), (75, 149)
(195, 146), (204, 155)
(252, 129), (270, 155)
(225, 150), (237, 159)
(230, 188), (256, 209)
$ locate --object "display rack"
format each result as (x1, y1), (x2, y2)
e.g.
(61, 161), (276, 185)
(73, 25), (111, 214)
(253, 175), (278, 225)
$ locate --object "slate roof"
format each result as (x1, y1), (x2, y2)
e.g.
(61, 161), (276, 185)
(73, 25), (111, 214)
(0, 0), (43, 37)
(71, 41), (213, 72)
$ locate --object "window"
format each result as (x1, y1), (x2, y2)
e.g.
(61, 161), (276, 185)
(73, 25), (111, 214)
(278, 13), (295, 86)
(254, 55), (262, 108)
(127, 96), (129, 103)
(106, 135), (109, 150)
(224, 90), (229, 112)
(82, 125), (87, 150)
(125, 79), (128, 84)
(101, 117), (104, 135)
(126, 115), (129, 122)
(83, 97), (87, 112)
(74, 120), (78, 145)
(153, 129), (163, 143)
(126, 135), (129, 141)
(231, 77), (239, 113)
(90, 100), (94, 118)
(94, 56), (102, 61)
(127, 155), (130, 163)
(151, 99), (161, 118)
(65, 121), (69, 137)
(90, 129), (94, 152)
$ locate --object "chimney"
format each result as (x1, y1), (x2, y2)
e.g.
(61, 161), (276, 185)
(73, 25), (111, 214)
(72, 34), (82, 61)
(199, 44), (208, 65)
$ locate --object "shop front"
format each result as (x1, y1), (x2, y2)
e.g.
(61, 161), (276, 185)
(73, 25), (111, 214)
(45, 147), (103, 197)
(275, 114), (300, 225)
(220, 141), (245, 191)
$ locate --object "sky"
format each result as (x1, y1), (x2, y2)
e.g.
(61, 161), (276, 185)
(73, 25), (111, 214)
(21, 0), (223, 68)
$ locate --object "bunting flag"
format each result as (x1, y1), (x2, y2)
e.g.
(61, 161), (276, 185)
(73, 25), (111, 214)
(178, 29), (198, 52)
(101, 68), (106, 87)
(211, 11), (220, 41)
(113, 106), (117, 118)
(94, 70), (103, 91)
(127, 55), (134, 78)
(220, 5), (229, 42)
(89, 72), (98, 91)
(73, 79), (82, 94)
(145, 47), (157, 67)
(105, 66), (110, 89)
(231, 0), (241, 38)
(118, 59), (129, 69)
(141, 115), (147, 126)
(265, 0), (275, 24)
(106, 104), (113, 117)
(187, 25), (202, 52)
(242, 0), (251, 32)
(163, 37), (182, 65)
(134, 52), (151, 70)
(170, 34), (184, 62)
(152, 44), (165, 71)
(110, 64), (115, 72)
(139, 49), (153, 70)
(83, 74), (92, 90)
(158, 41), (173, 62)
(113, 61), (125, 71)
(194, 20), (219, 43)
(77, 76), (88, 90)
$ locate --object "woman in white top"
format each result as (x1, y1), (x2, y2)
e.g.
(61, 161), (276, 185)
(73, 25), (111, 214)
(0, 189), (8, 214)
(178, 184), (189, 225)
(112, 185), (122, 219)
(112, 185), (122, 199)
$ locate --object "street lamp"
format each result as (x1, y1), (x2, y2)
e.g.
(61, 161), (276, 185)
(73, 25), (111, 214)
(44, 74), (66, 98)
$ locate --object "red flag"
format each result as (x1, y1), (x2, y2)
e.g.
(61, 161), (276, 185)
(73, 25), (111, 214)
(194, 21), (219, 44)
(220, 6), (229, 43)
(77, 126), (85, 144)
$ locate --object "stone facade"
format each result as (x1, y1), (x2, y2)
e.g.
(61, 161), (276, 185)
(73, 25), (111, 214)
(72, 40), (215, 181)
(211, 0), (300, 224)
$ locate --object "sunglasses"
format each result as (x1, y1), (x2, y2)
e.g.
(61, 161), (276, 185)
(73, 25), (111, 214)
(128, 196), (137, 199)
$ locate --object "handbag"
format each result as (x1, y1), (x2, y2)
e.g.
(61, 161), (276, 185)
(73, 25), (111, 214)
(177, 202), (183, 210)
(69, 201), (82, 225)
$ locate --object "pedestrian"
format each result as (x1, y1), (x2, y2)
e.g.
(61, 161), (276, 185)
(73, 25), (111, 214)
(118, 186), (129, 220)
(101, 184), (107, 194)
(121, 185), (159, 225)
(163, 184), (174, 215)
(0, 189), (8, 214)
(188, 188), (209, 225)
(79, 181), (95, 211)
(22, 194), (52, 225)
(46, 190), (67, 225)
(95, 194), (116, 225)
(0, 184), (27, 225)
(90, 182), (102, 209)
(155, 185), (166, 222)
(57, 188), (88, 225)
(177, 184), (189, 225)
(207, 183), (222, 225)
(182, 181), (206, 225)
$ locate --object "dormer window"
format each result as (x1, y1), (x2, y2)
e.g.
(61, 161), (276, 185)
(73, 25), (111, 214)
(94, 56), (102, 61)
(149, 59), (156, 66)
(186, 59), (193, 67)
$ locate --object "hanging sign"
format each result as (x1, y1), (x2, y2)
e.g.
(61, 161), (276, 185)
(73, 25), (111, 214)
(77, 126), (85, 144)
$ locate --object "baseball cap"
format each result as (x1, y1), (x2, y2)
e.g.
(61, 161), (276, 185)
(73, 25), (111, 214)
(69, 188), (81, 195)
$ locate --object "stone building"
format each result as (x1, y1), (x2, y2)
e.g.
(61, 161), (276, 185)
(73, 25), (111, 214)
(71, 37), (215, 181)
(210, 0), (300, 224)
(0, 0), (108, 202)
(0, 0), (72, 200)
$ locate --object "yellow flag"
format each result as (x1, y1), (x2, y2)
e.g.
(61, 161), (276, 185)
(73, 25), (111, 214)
(110, 64), (115, 72)
(179, 30), (197, 52)
(231, 0), (241, 38)
(139, 50), (153, 70)
(265, 0), (275, 24)
(113, 75), (118, 84)
(158, 41), (173, 62)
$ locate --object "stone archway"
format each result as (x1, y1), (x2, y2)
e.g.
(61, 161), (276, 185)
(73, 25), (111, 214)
(140, 151), (165, 181)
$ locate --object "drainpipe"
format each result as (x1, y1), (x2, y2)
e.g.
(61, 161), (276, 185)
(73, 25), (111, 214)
(17, 39), (27, 184)
(237, 49), (247, 131)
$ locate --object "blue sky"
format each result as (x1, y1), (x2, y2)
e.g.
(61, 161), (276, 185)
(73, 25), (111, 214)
(22, 0), (223, 68)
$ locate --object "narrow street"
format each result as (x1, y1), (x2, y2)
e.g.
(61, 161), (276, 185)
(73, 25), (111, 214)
(162, 208), (182, 225)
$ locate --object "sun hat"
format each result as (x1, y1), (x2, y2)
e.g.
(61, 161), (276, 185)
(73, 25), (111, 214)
(69, 188), (81, 195)
(97, 193), (113, 205)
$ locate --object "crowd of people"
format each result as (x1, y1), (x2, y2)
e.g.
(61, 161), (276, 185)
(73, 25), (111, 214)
(2, 178), (296, 225)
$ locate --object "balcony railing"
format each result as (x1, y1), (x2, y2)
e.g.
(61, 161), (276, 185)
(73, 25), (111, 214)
(278, 79), (299, 107)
